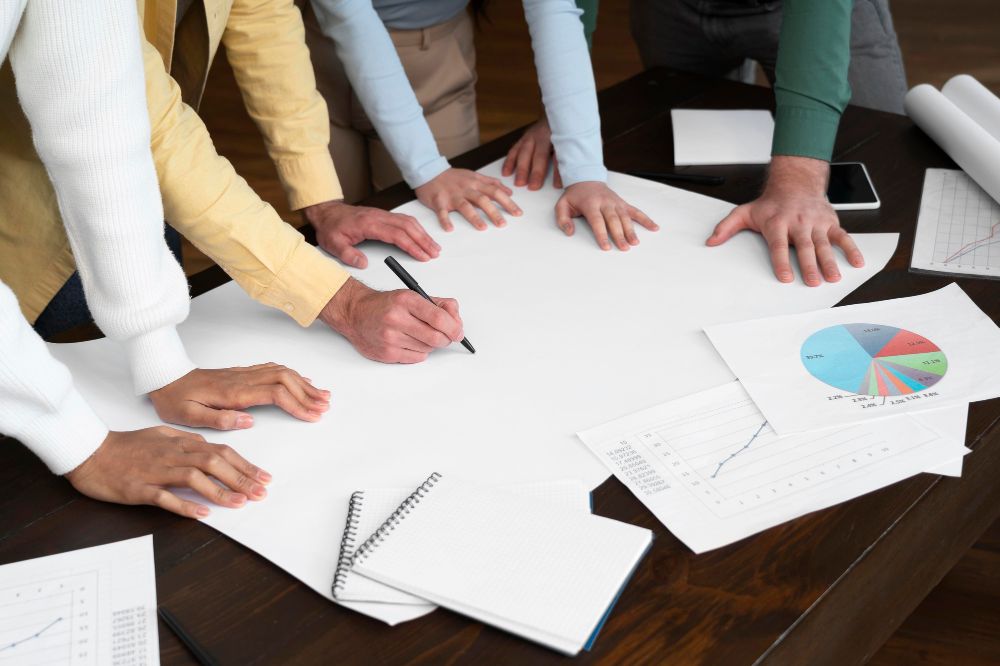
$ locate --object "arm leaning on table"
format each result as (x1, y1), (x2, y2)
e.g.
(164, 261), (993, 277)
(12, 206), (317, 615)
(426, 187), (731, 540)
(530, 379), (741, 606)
(706, 0), (866, 286)
(140, 38), (464, 364)
(223, 0), (440, 268)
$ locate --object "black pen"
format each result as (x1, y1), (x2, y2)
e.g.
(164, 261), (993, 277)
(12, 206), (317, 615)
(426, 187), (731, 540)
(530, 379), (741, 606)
(158, 607), (219, 666)
(384, 256), (475, 354)
(627, 170), (725, 186)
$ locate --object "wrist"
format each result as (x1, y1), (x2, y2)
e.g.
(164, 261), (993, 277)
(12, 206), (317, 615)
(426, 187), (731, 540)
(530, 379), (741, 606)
(319, 277), (369, 335)
(302, 199), (347, 228)
(765, 156), (830, 197)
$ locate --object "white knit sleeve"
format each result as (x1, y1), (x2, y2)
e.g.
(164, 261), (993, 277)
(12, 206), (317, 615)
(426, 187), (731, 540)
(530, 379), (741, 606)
(0, 282), (107, 475)
(9, 0), (195, 394)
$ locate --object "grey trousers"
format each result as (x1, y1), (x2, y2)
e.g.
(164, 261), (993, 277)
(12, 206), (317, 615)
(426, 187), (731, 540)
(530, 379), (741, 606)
(630, 0), (909, 114)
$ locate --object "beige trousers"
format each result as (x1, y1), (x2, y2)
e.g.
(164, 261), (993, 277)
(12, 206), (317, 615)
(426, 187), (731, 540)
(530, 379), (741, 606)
(303, 7), (480, 203)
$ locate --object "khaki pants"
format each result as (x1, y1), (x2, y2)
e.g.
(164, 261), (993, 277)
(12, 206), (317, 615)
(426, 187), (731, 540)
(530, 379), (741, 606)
(304, 7), (480, 203)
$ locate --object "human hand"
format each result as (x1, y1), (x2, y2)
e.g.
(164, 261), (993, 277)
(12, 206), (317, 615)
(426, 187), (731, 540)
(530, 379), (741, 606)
(555, 181), (658, 251)
(705, 155), (865, 286)
(303, 199), (440, 269)
(501, 117), (563, 190)
(65, 427), (272, 518)
(149, 365), (330, 429)
(415, 168), (522, 231)
(319, 278), (463, 363)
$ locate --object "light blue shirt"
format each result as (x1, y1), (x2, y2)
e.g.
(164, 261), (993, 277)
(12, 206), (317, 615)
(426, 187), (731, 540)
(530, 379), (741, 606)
(371, 0), (467, 30)
(309, 0), (608, 189)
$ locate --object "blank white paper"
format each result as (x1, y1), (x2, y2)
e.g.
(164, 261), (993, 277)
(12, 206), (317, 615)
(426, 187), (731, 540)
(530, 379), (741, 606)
(671, 109), (774, 165)
(47, 160), (897, 626)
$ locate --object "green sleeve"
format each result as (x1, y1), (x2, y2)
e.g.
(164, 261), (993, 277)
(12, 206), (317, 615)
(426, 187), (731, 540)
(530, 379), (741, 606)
(771, 0), (852, 161)
(575, 0), (598, 50)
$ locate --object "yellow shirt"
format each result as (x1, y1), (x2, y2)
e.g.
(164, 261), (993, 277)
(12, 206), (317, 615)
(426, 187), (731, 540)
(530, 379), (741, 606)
(0, 0), (348, 327)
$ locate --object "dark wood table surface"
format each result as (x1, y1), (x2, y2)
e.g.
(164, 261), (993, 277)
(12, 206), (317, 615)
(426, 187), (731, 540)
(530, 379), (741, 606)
(2, 68), (998, 665)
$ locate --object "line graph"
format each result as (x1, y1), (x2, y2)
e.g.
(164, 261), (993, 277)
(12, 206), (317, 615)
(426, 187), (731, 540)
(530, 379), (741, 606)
(944, 220), (1000, 262)
(711, 421), (768, 478)
(0, 617), (63, 653)
(0, 571), (97, 665)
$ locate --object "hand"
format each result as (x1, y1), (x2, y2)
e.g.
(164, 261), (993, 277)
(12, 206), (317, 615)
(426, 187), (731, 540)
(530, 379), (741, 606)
(415, 168), (522, 231)
(149, 365), (331, 429)
(705, 155), (865, 286)
(501, 118), (563, 190)
(555, 181), (658, 251)
(320, 278), (464, 363)
(302, 199), (440, 269)
(65, 427), (272, 519)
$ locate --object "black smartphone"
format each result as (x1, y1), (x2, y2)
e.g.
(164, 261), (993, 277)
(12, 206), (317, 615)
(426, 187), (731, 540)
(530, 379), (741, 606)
(827, 162), (880, 210)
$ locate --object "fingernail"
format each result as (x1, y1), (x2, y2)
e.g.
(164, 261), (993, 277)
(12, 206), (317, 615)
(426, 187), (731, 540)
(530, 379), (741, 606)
(251, 485), (266, 498)
(236, 414), (254, 428)
(354, 257), (364, 268)
(197, 506), (211, 517)
(258, 470), (273, 483)
(780, 272), (793, 282)
(232, 493), (247, 505)
(320, 389), (331, 398)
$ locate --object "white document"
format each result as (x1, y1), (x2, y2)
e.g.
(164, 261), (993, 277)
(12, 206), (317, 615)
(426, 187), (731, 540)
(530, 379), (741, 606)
(578, 383), (969, 553)
(705, 284), (1000, 435)
(0, 536), (158, 665)
(911, 169), (1000, 279)
(350, 475), (652, 656)
(48, 160), (897, 626)
(671, 109), (774, 165)
(334, 478), (591, 605)
(905, 75), (1000, 206)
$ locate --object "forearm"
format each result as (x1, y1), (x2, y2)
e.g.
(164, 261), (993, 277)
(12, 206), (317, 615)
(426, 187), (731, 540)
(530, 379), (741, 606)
(308, 0), (449, 188)
(523, 0), (606, 185)
(11, 0), (193, 394)
(0, 283), (107, 475)
(771, 0), (851, 161)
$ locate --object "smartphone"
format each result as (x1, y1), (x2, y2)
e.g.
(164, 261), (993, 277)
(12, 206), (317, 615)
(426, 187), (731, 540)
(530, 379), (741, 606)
(827, 162), (880, 210)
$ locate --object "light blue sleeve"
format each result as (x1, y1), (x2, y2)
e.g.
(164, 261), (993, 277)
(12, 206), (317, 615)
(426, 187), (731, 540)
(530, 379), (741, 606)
(308, 0), (450, 188)
(523, 0), (607, 185)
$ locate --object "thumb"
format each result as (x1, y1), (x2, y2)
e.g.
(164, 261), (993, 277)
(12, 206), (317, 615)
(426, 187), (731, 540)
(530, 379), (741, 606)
(706, 205), (752, 246)
(555, 197), (575, 236)
(334, 243), (368, 269)
(178, 402), (253, 431)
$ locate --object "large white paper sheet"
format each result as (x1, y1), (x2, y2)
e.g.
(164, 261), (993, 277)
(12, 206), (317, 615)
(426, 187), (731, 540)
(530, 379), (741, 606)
(0, 536), (158, 665)
(671, 109), (774, 165)
(48, 160), (897, 626)
(577, 383), (968, 553)
(705, 284), (1000, 435)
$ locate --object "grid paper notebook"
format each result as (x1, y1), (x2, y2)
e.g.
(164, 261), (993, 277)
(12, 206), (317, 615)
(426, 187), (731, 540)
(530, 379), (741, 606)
(333, 479), (592, 605)
(349, 473), (652, 656)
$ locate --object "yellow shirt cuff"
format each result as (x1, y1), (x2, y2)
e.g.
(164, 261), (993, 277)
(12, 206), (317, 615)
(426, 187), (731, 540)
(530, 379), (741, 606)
(276, 151), (344, 211)
(263, 240), (349, 326)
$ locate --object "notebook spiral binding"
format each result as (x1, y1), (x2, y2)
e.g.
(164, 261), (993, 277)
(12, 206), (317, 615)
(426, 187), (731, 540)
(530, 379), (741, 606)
(351, 472), (443, 566)
(331, 491), (365, 598)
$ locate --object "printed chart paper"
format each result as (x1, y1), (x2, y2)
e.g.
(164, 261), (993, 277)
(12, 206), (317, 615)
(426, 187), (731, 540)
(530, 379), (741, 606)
(705, 284), (1000, 435)
(911, 169), (1000, 279)
(48, 160), (897, 626)
(578, 383), (968, 553)
(0, 536), (158, 665)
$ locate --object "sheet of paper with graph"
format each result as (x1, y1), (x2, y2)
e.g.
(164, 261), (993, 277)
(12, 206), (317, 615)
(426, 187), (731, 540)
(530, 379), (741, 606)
(577, 382), (968, 553)
(911, 168), (1000, 279)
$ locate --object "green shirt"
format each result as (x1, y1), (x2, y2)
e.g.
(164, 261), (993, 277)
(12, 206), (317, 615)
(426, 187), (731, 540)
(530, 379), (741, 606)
(771, 0), (852, 161)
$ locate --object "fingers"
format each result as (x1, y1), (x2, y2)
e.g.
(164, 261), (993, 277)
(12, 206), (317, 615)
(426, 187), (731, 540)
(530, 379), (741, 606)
(813, 231), (841, 283)
(163, 465), (249, 509)
(602, 206), (630, 251)
(762, 222), (794, 283)
(458, 201), (488, 231)
(501, 141), (521, 177)
(230, 384), (324, 422)
(435, 206), (454, 232)
(142, 487), (210, 519)
(628, 205), (659, 232)
(392, 215), (440, 261)
(555, 198), (576, 236)
(707, 206), (752, 246)
(553, 162), (563, 189)
(582, 206), (612, 251)
(253, 367), (330, 411)
(479, 180), (521, 218)
(513, 138), (535, 187)
(831, 226), (865, 268)
(528, 141), (552, 190)
(406, 294), (464, 343)
(473, 194), (506, 228)
(175, 402), (253, 431)
(337, 244), (369, 270)
(432, 297), (460, 321)
(789, 226), (821, 286)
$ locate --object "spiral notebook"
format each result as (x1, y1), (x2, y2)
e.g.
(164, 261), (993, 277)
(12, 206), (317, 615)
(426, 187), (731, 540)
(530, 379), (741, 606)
(333, 478), (592, 605)
(349, 473), (653, 656)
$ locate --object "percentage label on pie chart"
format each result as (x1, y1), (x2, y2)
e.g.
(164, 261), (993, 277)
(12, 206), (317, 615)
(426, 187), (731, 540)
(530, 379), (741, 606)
(800, 323), (947, 396)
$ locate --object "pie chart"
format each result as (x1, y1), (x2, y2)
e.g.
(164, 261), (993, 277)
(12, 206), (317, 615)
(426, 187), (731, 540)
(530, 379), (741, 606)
(800, 323), (947, 396)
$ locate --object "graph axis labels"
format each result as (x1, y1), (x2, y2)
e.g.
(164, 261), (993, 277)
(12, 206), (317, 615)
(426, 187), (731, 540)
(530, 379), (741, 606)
(800, 323), (947, 397)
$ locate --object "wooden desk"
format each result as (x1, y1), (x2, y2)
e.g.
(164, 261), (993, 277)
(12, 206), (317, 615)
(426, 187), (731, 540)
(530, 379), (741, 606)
(2, 69), (998, 665)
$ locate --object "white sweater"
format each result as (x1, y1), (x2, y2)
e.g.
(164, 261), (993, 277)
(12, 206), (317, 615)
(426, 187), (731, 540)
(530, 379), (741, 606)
(0, 0), (196, 474)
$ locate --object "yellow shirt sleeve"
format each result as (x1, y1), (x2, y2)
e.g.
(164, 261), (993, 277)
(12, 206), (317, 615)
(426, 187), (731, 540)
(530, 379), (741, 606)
(142, 38), (348, 326)
(223, 0), (343, 210)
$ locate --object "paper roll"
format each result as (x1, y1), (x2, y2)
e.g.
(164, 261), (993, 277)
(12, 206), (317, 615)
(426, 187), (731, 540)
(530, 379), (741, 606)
(904, 77), (1000, 205)
(943, 74), (1000, 141)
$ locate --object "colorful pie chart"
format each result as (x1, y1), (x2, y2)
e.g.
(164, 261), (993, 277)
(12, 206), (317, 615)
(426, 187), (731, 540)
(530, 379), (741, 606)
(800, 323), (947, 396)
